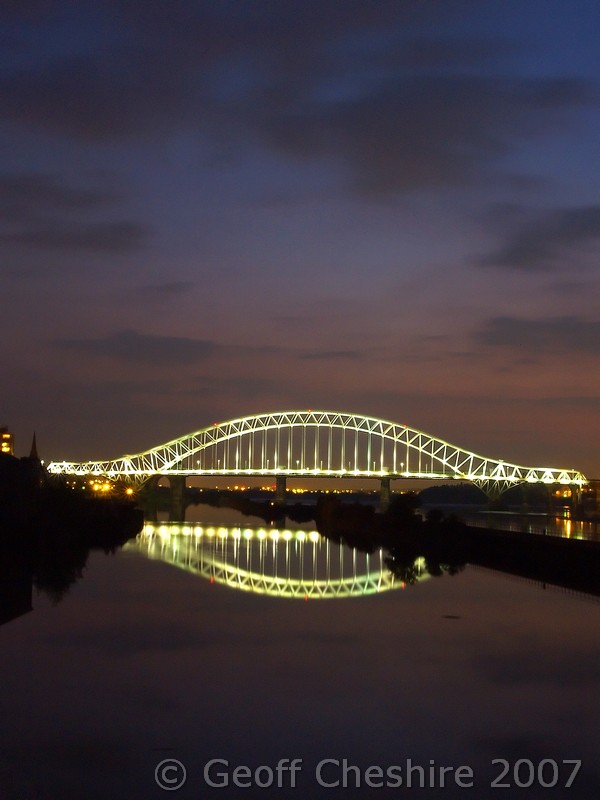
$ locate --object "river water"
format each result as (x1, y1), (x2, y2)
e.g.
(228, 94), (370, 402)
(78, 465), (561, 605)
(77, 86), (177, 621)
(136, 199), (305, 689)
(0, 506), (599, 799)
(460, 510), (599, 541)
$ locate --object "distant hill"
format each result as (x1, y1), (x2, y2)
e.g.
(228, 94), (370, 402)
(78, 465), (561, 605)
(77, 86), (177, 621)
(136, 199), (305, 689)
(418, 484), (487, 506)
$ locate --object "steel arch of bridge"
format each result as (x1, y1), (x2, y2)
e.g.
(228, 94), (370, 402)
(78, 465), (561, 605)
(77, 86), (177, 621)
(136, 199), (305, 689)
(47, 410), (587, 497)
(129, 524), (414, 599)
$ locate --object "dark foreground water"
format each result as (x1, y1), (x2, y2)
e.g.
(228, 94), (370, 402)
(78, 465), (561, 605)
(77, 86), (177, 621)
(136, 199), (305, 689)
(1, 510), (599, 799)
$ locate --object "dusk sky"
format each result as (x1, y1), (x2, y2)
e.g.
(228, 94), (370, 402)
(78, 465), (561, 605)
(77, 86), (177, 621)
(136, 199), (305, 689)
(1, 1), (599, 475)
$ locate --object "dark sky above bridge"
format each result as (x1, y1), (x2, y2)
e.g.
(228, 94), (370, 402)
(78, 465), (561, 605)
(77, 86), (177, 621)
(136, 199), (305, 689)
(1, 1), (599, 474)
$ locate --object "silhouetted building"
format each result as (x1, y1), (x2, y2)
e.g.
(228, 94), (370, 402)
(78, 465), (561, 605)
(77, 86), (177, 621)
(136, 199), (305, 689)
(29, 432), (38, 460)
(20, 433), (46, 489)
(1, 427), (14, 456)
(0, 433), (45, 509)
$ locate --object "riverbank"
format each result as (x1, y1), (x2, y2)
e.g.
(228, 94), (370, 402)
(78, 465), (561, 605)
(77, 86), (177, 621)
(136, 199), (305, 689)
(0, 486), (144, 624)
(462, 525), (600, 597)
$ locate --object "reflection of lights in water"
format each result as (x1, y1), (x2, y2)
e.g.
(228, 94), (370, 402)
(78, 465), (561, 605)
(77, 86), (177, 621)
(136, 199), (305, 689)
(130, 523), (429, 599)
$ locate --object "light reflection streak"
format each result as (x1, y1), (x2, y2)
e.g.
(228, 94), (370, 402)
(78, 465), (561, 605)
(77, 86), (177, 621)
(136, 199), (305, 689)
(129, 522), (429, 599)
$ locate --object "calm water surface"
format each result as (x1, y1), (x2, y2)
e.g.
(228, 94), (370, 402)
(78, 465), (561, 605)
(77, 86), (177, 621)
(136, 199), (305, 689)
(464, 511), (599, 541)
(1, 507), (599, 799)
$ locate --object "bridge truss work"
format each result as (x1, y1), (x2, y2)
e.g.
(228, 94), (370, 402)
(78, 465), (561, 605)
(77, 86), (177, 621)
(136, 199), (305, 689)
(47, 410), (587, 498)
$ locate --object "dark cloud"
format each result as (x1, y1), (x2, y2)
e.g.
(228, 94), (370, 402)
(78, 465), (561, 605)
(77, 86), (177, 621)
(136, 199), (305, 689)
(53, 330), (285, 365)
(259, 75), (593, 194)
(0, 173), (146, 255)
(0, 50), (199, 141)
(477, 205), (600, 270)
(300, 350), (361, 360)
(1, 3), (594, 193)
(55, 330), (218, 364)
(109, 0), (466, 66)
(0, 220), (146, 253)
(379, 36), (519, 70)
(0, 173), (116, 224)
(474, 316), (600, 354)
(54, 330), (370, 366)
(0, 0), (59, 19)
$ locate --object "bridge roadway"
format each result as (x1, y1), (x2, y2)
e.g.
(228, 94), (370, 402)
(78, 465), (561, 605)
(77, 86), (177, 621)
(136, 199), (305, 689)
(47, 410), (587, 510)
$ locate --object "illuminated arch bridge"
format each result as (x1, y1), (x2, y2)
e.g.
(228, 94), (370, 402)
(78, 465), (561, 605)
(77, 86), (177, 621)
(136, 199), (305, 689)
(47, 410), (587, 498)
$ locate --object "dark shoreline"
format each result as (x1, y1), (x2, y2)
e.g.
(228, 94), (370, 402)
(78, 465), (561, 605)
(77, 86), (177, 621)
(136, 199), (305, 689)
(0, 489), (144, 625)
(461, 524), (600, 598)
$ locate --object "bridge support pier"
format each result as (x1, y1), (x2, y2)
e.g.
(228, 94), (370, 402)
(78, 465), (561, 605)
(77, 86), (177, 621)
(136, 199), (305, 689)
(520, 482), (531, 514)
(169, 475), (187, 521)
(546, 484), (555, 515)
(380, 477), (391, 512)
(275, 475), (287, 507)
(138, 475), (160, 520)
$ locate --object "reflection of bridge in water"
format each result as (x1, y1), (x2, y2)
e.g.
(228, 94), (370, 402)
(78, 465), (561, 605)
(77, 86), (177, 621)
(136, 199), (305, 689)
(48, 411), (587, 505)
(129, 523), (428, 599)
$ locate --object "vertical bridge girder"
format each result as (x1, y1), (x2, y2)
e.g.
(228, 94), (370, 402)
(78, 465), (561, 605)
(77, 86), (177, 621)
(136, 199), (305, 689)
(168, 474), (187, 521)
(380, 477), (392, 512)
(275, 475), (287, 507)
